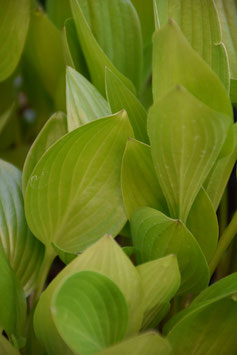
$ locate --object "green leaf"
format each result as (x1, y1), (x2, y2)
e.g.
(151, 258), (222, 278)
(166, 273), (237, 354)
(154, 0), (229, 90)
(34, 235), (142, 355)
(137, 255), (180, 329)
(98, 331), (172, 355)
(215, 0), (237, 102)
(23, 9), (66, 109)
(148, 86), (231, 221)
(46, 0), (72, 29)
(0, 248), (26, 342)
(0, 104), (15, 136)
(52, 271), (128, 355)
(186, 187), (218, 262)
(0, 334), (20, 355)
(75, 0), (142, 89)
(25, 112), (132, 254)
(62, 18), (89, 77)
(130, 207), (209, 294)
(105, 68), (148, 143)
(0, 160), (44, 295)
(70, 0), (137, 95)
(152, 19), (232, 118)
(204, 123), (237, 210)
(0, 0), (30, 81)
(66, 67), (111, 131)
(22, 112), (67, 194)
(121, 139), (168, 219)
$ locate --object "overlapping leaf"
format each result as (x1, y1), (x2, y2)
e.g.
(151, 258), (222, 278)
(205, 123), (237, 210)
(25, 112), (132, 255)
(130, 207), (209, 294)
(121, 139), (168, 219)
(186, 187), (218, 262)
(215, 0), (237, 102)
(52, 271), (128, 355)
(22, 112), (67, 193)
(0, 248), (26, 344)
(165, 273), (237, 354)
(0, 0), (30, 81)
(0, 334), (20, 355)
(148, 86), (231, 221)
(0, 160), (44, 295)
(23, 9), (66, 109)
(70, 0), (138, 95)
(46, 0), (72, 29)
(98, 331), (172, 355)
(62, 18), (89, 77)
(105, 68), (148, 143)
(154, 0), (229, 89)
(34, 235), (143, 355)
(67, 67), (110, 131)
(152, 19), (232, 118)
(137, 255), (180, 329)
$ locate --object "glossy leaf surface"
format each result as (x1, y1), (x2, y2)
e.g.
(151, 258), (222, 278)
(0, 160), (44, 295)
(67, 67), (110, 131)
(148, 86), (231, 221)
(52, 271), (128, 355)
(0, 0), (30, 81)
(22, 112), (67, 193)
(25, 112), (132, 254)
(131, 207), (209, 294)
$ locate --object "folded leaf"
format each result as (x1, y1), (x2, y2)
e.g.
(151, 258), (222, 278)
(152, 19), (232, 118)
(66, 67), (110, 131)
(62, 18), (89, 77)
(0, 0), (30, 81)
(52, 271), (128, 355)
(121, 139), (168, 219)
(22, 112), (67, 193)
(166, 273), (237, 354)
(105, 68), (148, 143)
(130, 207), (209, 294)
(187, 187), (218, 262)
(98, 331), (172, 355)
(215, 0), (237, 102)
(148, 86), (231, 221)
(0, 160), (44, 295)
(70, 0), (136, 95)
(34, 235), (142, 354)
(137, 255), (180, 329)
(154, 0), (229, 90)
(0, 248), (26, 343)
(25, 112), (132, 255)
(204, 123), (237, 210)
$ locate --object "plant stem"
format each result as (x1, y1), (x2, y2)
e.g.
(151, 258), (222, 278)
(31, 249), (55, 308)
(209, 211), (237, 276)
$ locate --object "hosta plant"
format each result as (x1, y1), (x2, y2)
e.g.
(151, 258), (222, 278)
(0, 0), (237, 354)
